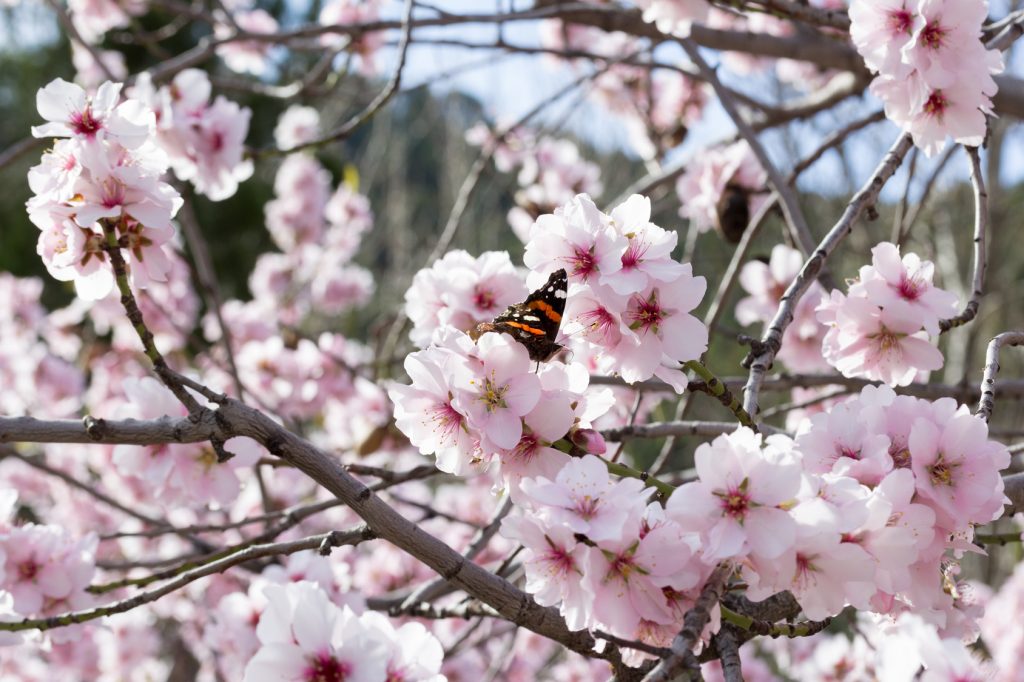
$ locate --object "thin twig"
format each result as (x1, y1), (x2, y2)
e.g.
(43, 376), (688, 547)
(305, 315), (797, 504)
(259, 0), (416, 157)
(976, 331), (1024, 422)
(0, 528), (374, 632)
(938, 146), (987, 333)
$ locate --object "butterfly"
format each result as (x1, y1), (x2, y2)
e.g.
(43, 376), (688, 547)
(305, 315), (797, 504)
(470, 268), (568, 362)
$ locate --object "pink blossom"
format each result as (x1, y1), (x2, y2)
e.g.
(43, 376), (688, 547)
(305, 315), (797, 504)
(309, 263), (374, 314)
(582, 509), (703, 636)
(908, 412), (1009, 530)
(176, 95), (254, 201)
(70, 157), (182, 232)
(796, 401), (893, 485)
(33, 79), (151, 148)
(264, 154), (331, 252)
(519, 455), (652, 543)
(500, 514), (592, 630)
(358, 612), (446, 682)
(736, 244), (804, 326)
(29, 205), (113, 300)
(666, 428), (800, 562)
(849, 0), (922, 76)
(852, 242), (959, 334)
(405, 250), (526, 349)
(0, 524), (96, 616)
(67, 0), (144, 42)
(819, 295), (943, 386)
(244, 581), (389, 682)
(735, 244), (828, 372)
(746, 526), (876, 620)
(611, 270), (708, 385)
(497, 394), (573, 502)
(523, 194), (626, 285)
(451, 332), (542, 452)
(601, 194), (686, 294)
(902, 0), (993, 89)
(388, 344), (477, 475)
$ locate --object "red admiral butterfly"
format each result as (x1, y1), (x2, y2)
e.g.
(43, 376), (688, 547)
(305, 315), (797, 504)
(470, 269), (568, 362)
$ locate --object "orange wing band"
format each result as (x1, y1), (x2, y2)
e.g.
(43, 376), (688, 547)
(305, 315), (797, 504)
(527, 300), (562, 322)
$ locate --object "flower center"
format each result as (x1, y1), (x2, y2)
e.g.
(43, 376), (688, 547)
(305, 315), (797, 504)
(578, 304), (618, 345)
(898, 271), (926, 300)
(920, 21), (948, 50)
(838, 445), (862, 461)
(70, 105), (102, 138)
(543, 537), (579, 576)
(476, 376), (508, 413)
(928, 454), (957, 487)
(887, 8), (914, 35)
(507, 432), (539, 463)
(568, 246), (597, 281)
(427, 400), (463, 442)
(18, 560), (39, 581)
(627, 290), (668, 335)
(573, 494), (600, 520)
(621, 234), (650, 269)
(101, 177), (127, 210)
(871, 326), (904, 354)
(304, 653), (350, 682)
(473, 286), (496, 311)
(923, 90), (948, 119)
(719, 487), (750, 520)
(890, 442), (912, 469)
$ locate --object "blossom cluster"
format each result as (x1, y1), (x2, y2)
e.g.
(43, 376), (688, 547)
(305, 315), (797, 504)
(502, 455), (713, 661)
(0, 490), (95, 640)
(850, 0), (1003, 155)
(404, 250), (528, 350)
(499, 383), (1007, 659)
(129, 69), (253, 201)
(27, 78), (180, 302)
(818, 241), (958, 386)
(389, 329), (613, 484)
(527, 194), (708, 389)
(675, 141), (766, 242)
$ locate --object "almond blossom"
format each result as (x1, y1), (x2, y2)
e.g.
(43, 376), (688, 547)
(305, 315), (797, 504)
(582, 507), (703, 636)
(499, 515), (591, 630)
(450, 333), (542, 452)
(850, 0), (1003, 155)
(851, 242), (958, 335)
(0, 523), (96, 617)
(519, 455), (652, 543)
(244, 581), (390, 682)
(32, 79), (151, 148)
(666, 428), (800, 562)
(819, 293), (944, 386)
